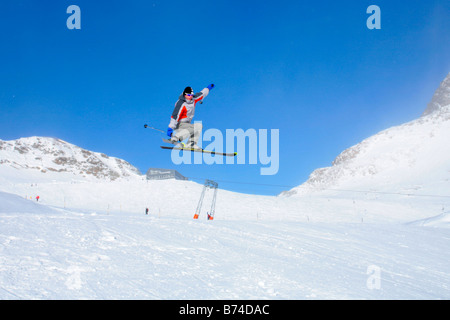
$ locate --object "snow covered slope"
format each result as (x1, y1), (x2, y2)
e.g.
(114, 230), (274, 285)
(283, 72), (450, 197)
(0, 189), (60, 214)
(1, 189), (449, 299)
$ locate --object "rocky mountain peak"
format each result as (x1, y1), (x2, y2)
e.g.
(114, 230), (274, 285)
(422, 72), (450, 116)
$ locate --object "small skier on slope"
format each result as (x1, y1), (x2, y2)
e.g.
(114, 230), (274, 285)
(166, 84), (215, 150)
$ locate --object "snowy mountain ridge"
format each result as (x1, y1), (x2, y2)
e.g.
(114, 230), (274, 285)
(283, 72), (450, 197)
(0, 136), (142, 181)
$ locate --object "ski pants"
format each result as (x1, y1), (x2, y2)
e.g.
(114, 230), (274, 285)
(174, 122), (202, 146)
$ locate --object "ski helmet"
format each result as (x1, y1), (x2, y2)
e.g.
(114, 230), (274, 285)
(183, 86), (194, 95)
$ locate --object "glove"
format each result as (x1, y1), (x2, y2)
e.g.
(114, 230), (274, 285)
(167, 127), (173, 137)
(207, 83), (215, 90)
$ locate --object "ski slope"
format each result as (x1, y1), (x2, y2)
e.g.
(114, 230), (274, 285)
(0, 188), (449, 299)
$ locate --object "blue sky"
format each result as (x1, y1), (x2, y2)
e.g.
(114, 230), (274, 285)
(0, 0), (449, 195)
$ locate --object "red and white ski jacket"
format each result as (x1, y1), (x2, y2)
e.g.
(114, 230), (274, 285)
(168, 88), (210, 129)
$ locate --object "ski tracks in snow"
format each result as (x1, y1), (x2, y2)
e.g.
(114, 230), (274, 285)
(1, 209), (449, 299)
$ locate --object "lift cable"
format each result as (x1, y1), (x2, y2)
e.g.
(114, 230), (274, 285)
(185, 176), (450, 199)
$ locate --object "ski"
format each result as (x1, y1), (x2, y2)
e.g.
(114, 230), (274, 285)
(162, 138), (185, 146)
(160, 145), (237, 157)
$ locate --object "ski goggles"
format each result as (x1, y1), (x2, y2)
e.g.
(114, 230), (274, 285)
(185, 93), (194, 96)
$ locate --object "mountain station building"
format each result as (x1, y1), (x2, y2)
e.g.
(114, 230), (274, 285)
(145, 168), (188, 181)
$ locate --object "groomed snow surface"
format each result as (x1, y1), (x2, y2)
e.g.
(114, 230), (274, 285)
(0, 178), (449, 299)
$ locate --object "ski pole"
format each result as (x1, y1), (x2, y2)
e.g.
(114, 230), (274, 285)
(144, 124), (165, 134)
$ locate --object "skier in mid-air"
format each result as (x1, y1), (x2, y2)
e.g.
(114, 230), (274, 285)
(166, 84), (215, 150)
